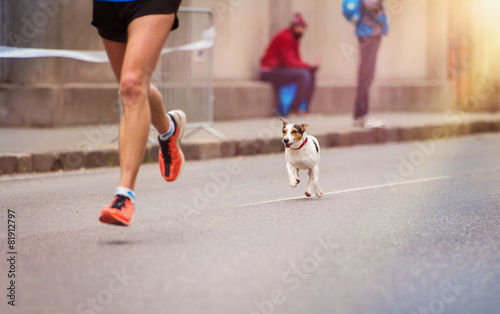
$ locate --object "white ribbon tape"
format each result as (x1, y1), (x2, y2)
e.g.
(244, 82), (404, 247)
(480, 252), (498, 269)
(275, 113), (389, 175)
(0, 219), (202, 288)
(0, 27), (215, 63)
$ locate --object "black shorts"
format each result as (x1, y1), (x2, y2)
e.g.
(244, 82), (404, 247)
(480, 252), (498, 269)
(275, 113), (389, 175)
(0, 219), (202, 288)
(91, 0), (182, 43)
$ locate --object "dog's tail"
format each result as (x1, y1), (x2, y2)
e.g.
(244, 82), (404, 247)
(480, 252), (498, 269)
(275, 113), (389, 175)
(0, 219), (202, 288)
(310, 137), (320, 153)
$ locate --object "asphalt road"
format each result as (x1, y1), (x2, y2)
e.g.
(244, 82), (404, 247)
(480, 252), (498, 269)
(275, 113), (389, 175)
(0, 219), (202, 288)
(1, 133), (499, 314)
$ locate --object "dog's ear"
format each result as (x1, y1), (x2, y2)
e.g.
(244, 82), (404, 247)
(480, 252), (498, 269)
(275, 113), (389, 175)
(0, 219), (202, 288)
(300, 124), (309, 132)
(280, 118), (289, 127)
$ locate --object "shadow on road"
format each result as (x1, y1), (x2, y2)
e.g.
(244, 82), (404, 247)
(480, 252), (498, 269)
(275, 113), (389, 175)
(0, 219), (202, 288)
(99, 240), (142, 246)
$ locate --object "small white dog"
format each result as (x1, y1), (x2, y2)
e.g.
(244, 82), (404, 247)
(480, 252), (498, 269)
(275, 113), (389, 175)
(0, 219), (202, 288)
(281, 118), (323, 198)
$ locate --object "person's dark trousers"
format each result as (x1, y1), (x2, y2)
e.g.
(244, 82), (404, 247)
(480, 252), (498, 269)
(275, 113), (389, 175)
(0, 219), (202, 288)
(354, 35), (382, 119)
(260, 67), (316, 112)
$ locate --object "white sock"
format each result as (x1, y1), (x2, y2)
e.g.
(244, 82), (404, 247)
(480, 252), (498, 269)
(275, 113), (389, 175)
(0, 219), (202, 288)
(159, 114), (175, 141)
(115, 186), (136, 204)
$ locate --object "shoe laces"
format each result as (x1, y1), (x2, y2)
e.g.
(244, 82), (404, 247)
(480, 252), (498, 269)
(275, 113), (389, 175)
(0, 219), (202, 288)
(112, 195), (130, 210)
(160, 137), (174, 164)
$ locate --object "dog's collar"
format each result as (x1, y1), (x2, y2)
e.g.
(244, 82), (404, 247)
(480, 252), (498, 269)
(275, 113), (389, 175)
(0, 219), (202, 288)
(292, 136), (308, 150)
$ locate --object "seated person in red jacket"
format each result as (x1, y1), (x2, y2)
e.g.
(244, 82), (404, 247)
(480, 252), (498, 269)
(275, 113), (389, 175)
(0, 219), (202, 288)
(260, 13), (321, 116)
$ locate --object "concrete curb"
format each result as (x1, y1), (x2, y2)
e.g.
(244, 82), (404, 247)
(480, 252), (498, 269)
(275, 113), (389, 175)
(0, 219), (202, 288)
(1, 119), (500, 176)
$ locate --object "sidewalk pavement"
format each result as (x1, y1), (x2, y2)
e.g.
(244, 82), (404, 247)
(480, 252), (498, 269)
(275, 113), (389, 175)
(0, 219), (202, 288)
(1, 112), (500, 176)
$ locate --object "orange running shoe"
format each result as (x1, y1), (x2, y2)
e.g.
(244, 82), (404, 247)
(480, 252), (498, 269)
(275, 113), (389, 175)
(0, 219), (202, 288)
(99, 195), (134, 226)
(159, 110), (186, 182)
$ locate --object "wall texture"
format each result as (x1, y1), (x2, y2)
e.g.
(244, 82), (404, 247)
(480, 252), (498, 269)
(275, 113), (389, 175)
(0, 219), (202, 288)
(0, 0), (117, 127)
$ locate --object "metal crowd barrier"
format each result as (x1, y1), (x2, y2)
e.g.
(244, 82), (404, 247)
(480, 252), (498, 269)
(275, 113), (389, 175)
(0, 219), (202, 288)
(116, 7), (222, 142)
(152, 7), (223, 140)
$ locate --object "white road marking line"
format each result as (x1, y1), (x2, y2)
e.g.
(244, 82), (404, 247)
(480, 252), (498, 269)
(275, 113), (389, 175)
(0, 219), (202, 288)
(235, 176), (450, 207)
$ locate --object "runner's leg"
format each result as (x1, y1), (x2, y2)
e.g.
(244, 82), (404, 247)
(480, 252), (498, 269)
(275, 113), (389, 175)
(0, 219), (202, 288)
(109, 13), (176, 190)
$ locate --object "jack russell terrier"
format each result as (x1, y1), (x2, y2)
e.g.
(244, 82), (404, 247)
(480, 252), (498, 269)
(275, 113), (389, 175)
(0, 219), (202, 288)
(281, 118), (323, 198)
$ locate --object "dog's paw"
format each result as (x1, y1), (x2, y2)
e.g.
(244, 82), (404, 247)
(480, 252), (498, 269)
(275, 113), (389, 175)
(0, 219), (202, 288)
(314, 185), (323, 198)
(305, 191), (312, 197)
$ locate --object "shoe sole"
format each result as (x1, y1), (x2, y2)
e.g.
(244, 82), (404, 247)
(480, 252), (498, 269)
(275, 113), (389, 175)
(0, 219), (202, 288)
(167, 109), (186, 181)
(99, 210), (131, 227)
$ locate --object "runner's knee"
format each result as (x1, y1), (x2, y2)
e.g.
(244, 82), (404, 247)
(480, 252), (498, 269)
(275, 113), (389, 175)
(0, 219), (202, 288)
(120, 73), (148, 105)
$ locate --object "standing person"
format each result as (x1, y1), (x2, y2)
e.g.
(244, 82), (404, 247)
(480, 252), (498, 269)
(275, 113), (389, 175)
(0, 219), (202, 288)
(260, 13), (321, 116)
(91, 0), (186, 226)
(350, 0), (389, 128)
